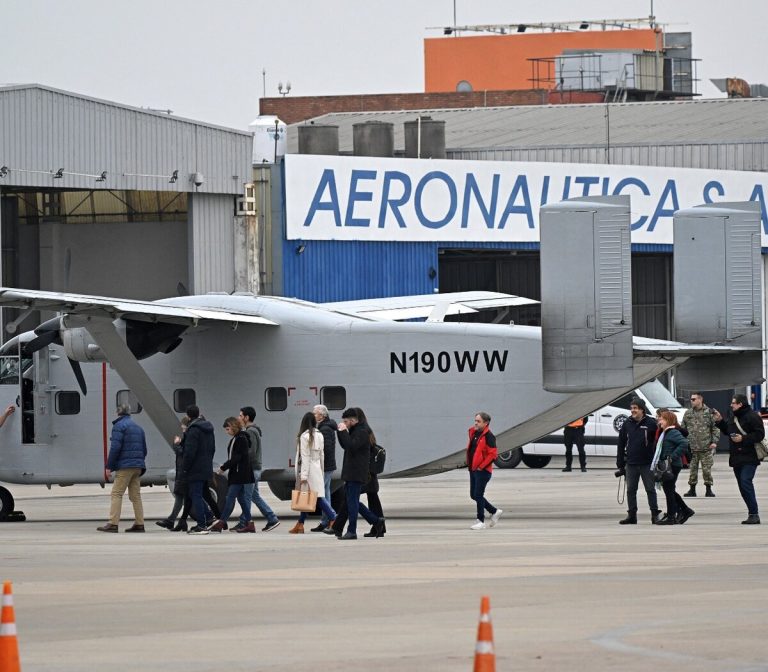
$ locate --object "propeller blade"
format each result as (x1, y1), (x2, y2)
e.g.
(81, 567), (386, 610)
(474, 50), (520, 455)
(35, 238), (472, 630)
(34, 316), (64, 337)
(68, 358), (87, 396)
(21, 330), (58, 355)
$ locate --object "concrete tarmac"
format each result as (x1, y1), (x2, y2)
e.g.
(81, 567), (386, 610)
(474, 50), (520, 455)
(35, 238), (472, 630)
(2, 459), (768, 671)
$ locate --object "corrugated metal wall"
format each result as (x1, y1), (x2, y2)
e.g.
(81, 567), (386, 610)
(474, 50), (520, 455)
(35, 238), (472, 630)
(448, 142), (768, 172)
(0, 86), (251, 194)
(188, 193), (236, 294)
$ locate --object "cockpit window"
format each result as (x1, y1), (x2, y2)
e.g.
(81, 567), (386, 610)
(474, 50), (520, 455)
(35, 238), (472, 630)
(0, 356), (20, 385)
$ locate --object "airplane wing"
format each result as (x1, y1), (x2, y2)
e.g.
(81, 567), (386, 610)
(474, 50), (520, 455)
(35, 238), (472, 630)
(632, 336), (761, 356)
(0, 288), (278, 327)
(324, 291), (538, 322)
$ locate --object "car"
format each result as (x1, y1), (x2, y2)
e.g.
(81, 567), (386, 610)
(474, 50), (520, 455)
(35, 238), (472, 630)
(495, 380), (685, 468)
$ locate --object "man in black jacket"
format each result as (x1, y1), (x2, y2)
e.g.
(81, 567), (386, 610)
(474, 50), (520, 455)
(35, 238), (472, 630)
(334, 408), (385, 540)
(181, 405), (217, 534)
(616, 398), (660, 525)
(713, 394), (764, 524)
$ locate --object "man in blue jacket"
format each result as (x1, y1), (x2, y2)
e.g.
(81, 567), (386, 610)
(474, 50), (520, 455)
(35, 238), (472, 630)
(97, 404), (147, 533)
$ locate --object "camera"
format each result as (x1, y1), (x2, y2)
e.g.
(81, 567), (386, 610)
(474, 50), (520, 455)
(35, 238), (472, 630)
(614, 468), (625, 478)
(191, 172), (204, 188)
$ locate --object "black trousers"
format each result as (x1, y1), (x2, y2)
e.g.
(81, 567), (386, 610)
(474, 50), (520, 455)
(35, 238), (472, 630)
(563, 426), (586, 468)
(332, 479), (385, 534)
(661, 465), (690, 518)
(180, 484), (221, 521)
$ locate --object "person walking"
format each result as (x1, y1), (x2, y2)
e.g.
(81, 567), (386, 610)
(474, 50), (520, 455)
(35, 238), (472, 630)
(682, 392), (720, 498)
(288, 412), (336, 534)
(97, 404), (147, 533)
(562, 416), (588, 472)
(331, 408), (385, 540)
(616, 398), (661, 525)
(310, 404), (337, 532)
(181, 405), (217, 535)
(156, 416), (190, 531)
(713, 394), (764, 524)
(238, 406), (280, 532)
(467, 412), (502, 530)
(652, 411), (694, 525)
(209, 417), (256, 533)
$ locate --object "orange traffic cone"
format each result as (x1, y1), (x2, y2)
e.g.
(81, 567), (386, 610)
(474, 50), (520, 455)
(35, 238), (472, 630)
(473, 595), (495, 672)
(0, 581), (21, 672)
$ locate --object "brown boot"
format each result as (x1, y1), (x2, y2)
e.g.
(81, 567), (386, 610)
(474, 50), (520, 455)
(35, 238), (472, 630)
(288, 522), (304, 534)
(97, 523), (118, 533)
(124, 524), (145, 533)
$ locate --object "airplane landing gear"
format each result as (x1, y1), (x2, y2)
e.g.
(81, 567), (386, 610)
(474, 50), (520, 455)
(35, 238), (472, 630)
(0, 486), (15, 520)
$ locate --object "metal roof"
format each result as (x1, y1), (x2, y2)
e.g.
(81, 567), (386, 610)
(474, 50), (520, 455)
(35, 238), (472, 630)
(0, 84), (252, 194)
(286, 97), (768, 155)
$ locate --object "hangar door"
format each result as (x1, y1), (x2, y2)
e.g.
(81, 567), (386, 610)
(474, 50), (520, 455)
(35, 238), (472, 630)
(438, 250), (671, 340)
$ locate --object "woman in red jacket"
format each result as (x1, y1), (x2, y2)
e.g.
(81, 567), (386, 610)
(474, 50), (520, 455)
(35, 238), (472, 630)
(467, 412), (502, 530)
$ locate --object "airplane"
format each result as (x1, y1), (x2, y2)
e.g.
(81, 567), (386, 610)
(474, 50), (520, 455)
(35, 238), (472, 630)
(0, 196), (762, 520)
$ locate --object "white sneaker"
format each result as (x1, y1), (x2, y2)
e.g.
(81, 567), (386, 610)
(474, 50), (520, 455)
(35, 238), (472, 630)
(470, 520), (487, 530)
(489, 509), (503, 527)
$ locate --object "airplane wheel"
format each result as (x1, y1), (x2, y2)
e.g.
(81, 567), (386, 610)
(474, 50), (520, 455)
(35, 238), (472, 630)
(0, 486), (14, 521)
(521, 454), (552, 469)
(494, 448), (522, 469)
(210, 473), (228, 507)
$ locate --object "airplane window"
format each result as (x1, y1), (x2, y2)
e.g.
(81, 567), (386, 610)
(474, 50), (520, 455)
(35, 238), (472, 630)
(116, 390), (143, 414)
(173, 389), (196, 413)
(320, 386), (346, 411)
(55, 391), (80, 415)
(265, 387), (287, 412)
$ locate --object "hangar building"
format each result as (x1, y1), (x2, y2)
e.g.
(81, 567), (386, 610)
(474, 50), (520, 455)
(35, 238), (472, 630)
(0, 84), (256, 339)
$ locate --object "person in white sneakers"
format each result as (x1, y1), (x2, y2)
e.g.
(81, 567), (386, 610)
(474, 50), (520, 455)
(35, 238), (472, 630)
(466, 412), (502, 530)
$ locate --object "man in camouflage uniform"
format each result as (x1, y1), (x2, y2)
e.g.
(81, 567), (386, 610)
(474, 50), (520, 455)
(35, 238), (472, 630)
(681, 392), (720, 497)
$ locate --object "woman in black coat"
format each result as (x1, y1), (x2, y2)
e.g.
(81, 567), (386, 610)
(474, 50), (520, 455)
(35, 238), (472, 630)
(713, 394), (764, 524)
(208, 417), (256, 533)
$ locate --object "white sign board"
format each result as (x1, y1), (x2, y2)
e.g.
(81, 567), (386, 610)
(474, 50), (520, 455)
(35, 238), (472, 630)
(284, 154), (768, 245)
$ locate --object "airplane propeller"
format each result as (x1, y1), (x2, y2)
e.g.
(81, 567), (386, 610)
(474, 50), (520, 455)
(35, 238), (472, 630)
(22, 317), (88, 396)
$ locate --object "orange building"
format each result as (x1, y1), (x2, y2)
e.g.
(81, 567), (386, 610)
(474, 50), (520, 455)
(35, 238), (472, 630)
(424, 29), (663, 92)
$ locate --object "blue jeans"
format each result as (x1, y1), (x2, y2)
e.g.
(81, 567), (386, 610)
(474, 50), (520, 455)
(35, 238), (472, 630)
(733, 464), (759, 515)
(345, 481), (378, 535)
(221, 483), (254, 523)
(188, 480), (212, 528)
(299, 496), (336, 524)
(246, 469), (278, 525)
(469, 469), (497, 522)
(320, 471), (334, 524)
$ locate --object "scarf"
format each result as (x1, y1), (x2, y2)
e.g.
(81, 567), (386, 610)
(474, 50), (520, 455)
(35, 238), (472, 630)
(650, 429), (667, 472)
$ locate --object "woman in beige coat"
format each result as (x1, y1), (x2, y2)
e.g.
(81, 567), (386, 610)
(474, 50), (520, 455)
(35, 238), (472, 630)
(289, 412), (337, 533)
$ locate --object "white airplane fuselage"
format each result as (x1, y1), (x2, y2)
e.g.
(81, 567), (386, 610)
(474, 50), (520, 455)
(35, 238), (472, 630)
(0, 295), (687, 498)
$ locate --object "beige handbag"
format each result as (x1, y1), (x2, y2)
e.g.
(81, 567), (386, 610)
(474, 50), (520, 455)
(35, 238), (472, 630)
(291, 482), (318, 512)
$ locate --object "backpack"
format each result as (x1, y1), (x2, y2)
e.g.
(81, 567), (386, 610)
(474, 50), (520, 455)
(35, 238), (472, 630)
(245, 425), (262, 468)
(370, 444), (386, 475)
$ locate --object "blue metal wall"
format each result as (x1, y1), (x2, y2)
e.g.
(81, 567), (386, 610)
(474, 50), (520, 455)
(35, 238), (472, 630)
(281, 239), (542, 302)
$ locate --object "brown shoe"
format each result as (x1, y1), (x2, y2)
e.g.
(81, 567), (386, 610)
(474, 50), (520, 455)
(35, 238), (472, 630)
(288, 522), (304, 534)
(207, 520), (226, 533)
(235, 521), (256, 533)
(97, 523), (118, 533)
(124, 524), (145, 533)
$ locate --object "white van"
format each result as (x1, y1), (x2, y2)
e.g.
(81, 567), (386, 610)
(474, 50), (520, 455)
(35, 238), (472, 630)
(495, 380), (684, 468)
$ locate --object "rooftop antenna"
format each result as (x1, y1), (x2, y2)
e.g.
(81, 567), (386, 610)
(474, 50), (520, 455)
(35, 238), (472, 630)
(262, 68), (266, 99)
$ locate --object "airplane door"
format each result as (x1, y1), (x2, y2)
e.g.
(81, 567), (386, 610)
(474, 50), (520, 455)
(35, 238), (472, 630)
(21, 348), (52, 445)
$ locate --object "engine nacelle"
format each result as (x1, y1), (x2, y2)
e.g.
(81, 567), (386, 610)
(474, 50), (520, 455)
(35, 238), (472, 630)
(62, 327), (106, 362)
